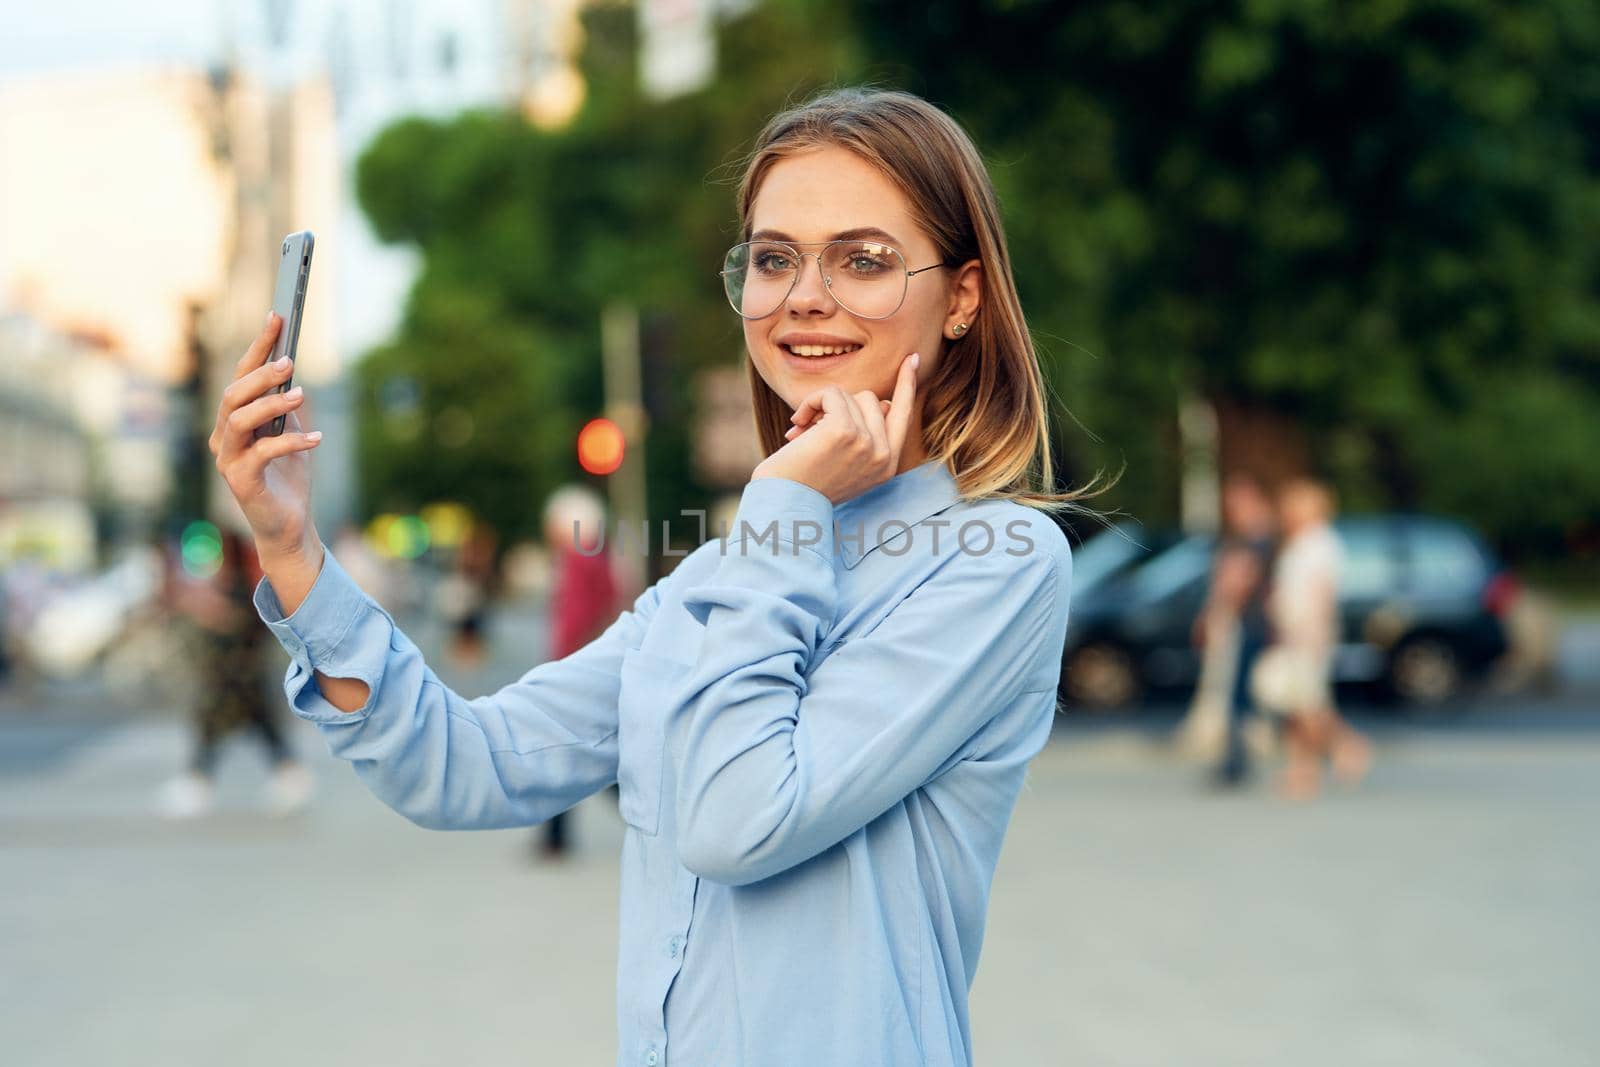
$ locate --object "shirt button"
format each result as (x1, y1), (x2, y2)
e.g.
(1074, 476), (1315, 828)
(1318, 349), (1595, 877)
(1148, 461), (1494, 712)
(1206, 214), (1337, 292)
(645, 1048), (659, 1065)
(666, 937), (680, 959)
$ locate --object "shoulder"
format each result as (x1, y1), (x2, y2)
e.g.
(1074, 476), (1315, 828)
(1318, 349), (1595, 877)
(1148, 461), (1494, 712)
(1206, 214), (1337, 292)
(1308, 525), (1342, 558)
(1317, 527), (1345, 566)
(966, 497), (1071, 572)
(936, 497), (1072, 608)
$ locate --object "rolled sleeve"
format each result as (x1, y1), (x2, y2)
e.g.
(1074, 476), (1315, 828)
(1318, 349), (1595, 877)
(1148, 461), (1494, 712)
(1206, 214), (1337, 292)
(253, 545), (388, 724)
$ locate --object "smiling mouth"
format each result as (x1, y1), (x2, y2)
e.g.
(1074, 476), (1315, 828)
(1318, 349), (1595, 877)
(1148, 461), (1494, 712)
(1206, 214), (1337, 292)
(781, 343), (864, 358)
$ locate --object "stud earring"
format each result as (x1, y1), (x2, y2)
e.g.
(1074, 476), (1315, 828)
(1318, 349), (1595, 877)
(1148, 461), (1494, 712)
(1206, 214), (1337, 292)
(952, 322), (968, 337)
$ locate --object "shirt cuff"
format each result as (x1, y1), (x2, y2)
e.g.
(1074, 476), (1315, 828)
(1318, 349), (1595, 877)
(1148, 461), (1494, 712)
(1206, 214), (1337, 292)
(253, 544), (388, 723)
(725, 476), (836, 561)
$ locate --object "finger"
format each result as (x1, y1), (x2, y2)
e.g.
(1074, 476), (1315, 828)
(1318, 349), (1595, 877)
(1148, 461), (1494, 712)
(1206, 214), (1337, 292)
(790, 390), (825, 427)
(783, 412), (829, 440)
(221, 353), (294, 415)
(235, 429), (323, 479)
(853, 388), (890, 457)
(884, 352), (919, 459)
(233, 312), (283, 377)
(225, 406), (319, 487)
(212, 354), (295, 454)
(219, 385), (306, 460)
(790, 382), (858, 427)
(825, 384), (869, 440)
(792, 386), (887, 437)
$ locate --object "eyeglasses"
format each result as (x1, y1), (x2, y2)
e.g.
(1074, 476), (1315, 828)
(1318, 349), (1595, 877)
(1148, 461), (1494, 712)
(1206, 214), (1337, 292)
(720, 239), (952, 320)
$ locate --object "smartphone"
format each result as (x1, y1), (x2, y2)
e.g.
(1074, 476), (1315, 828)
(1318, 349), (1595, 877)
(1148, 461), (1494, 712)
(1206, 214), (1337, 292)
(254, 229), (315, 439)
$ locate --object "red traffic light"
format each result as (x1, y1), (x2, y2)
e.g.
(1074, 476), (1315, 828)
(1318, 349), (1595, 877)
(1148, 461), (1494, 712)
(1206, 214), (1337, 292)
(578, 417), (626, 475)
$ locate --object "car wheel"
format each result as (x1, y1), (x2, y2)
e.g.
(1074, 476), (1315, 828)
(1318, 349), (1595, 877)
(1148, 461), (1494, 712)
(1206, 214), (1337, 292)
(1388, 636), (1462, 706)
(1063, 642), (1140, 710)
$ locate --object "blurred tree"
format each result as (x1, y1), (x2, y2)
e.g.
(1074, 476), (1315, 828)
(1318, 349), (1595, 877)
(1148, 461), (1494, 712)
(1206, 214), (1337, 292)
(351, 0), (865, 560)
(856, 0), (1600, 554)
(350, 0), (1599, 563)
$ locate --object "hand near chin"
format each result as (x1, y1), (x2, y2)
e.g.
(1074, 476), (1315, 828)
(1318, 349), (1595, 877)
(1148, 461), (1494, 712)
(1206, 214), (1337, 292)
(753, 352), (920, 506)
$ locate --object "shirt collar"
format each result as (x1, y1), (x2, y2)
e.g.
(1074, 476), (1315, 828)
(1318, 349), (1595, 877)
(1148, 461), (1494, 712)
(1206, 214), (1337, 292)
(832, 455), (965, 569)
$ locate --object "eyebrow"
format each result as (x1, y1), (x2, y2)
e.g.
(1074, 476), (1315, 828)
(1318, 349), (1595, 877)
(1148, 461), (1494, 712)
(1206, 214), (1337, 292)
(749, 226), (905, 247)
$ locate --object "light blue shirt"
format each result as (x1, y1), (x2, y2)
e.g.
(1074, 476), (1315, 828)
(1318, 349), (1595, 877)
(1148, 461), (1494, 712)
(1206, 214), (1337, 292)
(254, 455), (1073, 1067)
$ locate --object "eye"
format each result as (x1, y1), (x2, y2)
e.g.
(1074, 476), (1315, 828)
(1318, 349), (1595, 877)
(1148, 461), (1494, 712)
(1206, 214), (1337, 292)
(844, 251), (892, 275)
(752, 251), (795, 274)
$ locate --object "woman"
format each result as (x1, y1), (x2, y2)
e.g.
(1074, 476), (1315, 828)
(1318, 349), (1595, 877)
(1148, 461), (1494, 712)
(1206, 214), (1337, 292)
(210, 87), (1105, 1066)
(1258, 477), (1372, 799)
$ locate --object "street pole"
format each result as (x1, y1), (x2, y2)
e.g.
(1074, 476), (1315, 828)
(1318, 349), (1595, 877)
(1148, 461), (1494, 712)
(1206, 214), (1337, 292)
(1178, 387), (1220, 535)
(602, 301), (649, 596)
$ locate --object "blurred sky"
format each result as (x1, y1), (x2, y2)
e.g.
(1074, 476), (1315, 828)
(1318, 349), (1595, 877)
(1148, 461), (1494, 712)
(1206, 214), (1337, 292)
(0, 1), (223, 84)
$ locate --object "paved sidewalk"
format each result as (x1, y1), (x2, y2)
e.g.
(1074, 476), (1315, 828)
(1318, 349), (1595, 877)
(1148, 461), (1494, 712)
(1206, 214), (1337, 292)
(3, 700), (1596, 1066)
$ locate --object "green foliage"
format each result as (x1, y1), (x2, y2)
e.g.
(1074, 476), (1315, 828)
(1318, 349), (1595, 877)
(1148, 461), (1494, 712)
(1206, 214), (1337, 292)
(353, 283), (577, 545)
(855, 0), (1600, 550)
(350, 0), (1600, 560)
(350, 0), (867, 551)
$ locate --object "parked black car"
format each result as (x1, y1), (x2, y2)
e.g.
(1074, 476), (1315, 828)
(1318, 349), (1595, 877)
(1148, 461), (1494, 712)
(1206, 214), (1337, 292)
(1064, 520), (1185, 601)
(1060, 514), (1516, 711)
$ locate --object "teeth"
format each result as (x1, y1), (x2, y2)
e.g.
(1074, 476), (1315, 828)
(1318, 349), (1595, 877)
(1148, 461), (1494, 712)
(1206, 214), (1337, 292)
(787, 344), (861, 357)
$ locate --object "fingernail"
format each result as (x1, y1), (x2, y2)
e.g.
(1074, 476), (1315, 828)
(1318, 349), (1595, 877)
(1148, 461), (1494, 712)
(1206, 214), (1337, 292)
(265, 310), (274, 324)
(287, 385), (303, 398)
(306, 431), (323, 441)
(274, 356), (291, 369)
(911, 352), (921, 369)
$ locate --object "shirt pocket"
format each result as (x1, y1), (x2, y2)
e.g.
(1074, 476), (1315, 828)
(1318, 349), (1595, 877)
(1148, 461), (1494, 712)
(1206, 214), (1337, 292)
(616, 646), (692, 836)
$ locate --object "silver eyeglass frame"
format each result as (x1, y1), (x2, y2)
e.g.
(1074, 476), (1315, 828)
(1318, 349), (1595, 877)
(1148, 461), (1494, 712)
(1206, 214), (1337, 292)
(719, 239), (953, 320)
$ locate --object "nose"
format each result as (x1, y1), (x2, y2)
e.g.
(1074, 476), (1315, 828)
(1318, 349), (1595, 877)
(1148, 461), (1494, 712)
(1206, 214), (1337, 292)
(783, 252), (837, 316)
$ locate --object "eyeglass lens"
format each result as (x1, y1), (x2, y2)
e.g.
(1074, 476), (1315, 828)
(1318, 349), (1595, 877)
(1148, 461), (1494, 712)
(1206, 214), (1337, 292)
(722, 241), (909, 319)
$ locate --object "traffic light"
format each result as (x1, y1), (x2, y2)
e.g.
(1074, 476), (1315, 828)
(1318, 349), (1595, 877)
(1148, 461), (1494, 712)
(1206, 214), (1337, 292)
(577, 416), (626, 476)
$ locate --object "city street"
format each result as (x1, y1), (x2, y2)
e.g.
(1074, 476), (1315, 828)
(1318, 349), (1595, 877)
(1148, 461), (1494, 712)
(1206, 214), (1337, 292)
(6, 6), (1600, 1065)
(2, 602), (1598, 1066)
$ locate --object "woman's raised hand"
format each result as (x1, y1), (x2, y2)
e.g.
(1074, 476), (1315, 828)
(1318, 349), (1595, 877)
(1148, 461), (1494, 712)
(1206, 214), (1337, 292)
(753, 351), (919, 506)
(209, 312), (324, 565)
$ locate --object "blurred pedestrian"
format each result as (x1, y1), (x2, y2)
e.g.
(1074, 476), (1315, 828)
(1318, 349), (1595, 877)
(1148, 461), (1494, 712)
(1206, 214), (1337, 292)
(0, 545), (54, 700)
(0, 558), (11, 696)
(533, 485), (621, 862)
(438, 522), (498, 672)
(1192, 472), (1279, 787)
(1252, 478), (1372, 800)
(156, 528), (313, 818)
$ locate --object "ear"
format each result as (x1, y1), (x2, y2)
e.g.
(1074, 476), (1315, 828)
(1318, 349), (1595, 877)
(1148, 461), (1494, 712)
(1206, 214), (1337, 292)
(943, 259), (983, 340)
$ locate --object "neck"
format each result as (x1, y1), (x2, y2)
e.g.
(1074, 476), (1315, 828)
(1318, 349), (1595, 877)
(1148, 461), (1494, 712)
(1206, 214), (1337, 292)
(896, 419), (929, 474)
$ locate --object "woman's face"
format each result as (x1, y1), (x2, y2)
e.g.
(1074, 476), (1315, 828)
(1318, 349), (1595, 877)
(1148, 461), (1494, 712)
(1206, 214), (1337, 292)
(742, 145), (980, 416)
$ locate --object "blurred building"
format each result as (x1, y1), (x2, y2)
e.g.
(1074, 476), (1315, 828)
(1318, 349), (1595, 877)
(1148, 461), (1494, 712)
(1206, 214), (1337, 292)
(693, 364), (761, 489)
(0, 309), (170, 573)
(0, 1), (596, 549)
(0, 63), (340, 540)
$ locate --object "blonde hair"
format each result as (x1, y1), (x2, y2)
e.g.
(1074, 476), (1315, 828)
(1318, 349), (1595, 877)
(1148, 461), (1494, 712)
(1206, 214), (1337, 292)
(732, 86), (1117, 516)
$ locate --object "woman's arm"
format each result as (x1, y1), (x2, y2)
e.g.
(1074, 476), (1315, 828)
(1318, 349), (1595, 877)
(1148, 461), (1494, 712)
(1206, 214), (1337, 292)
(669, 478), (1072, 887)
(253, 543), (666, 830)
(258, 541), (370, 710)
